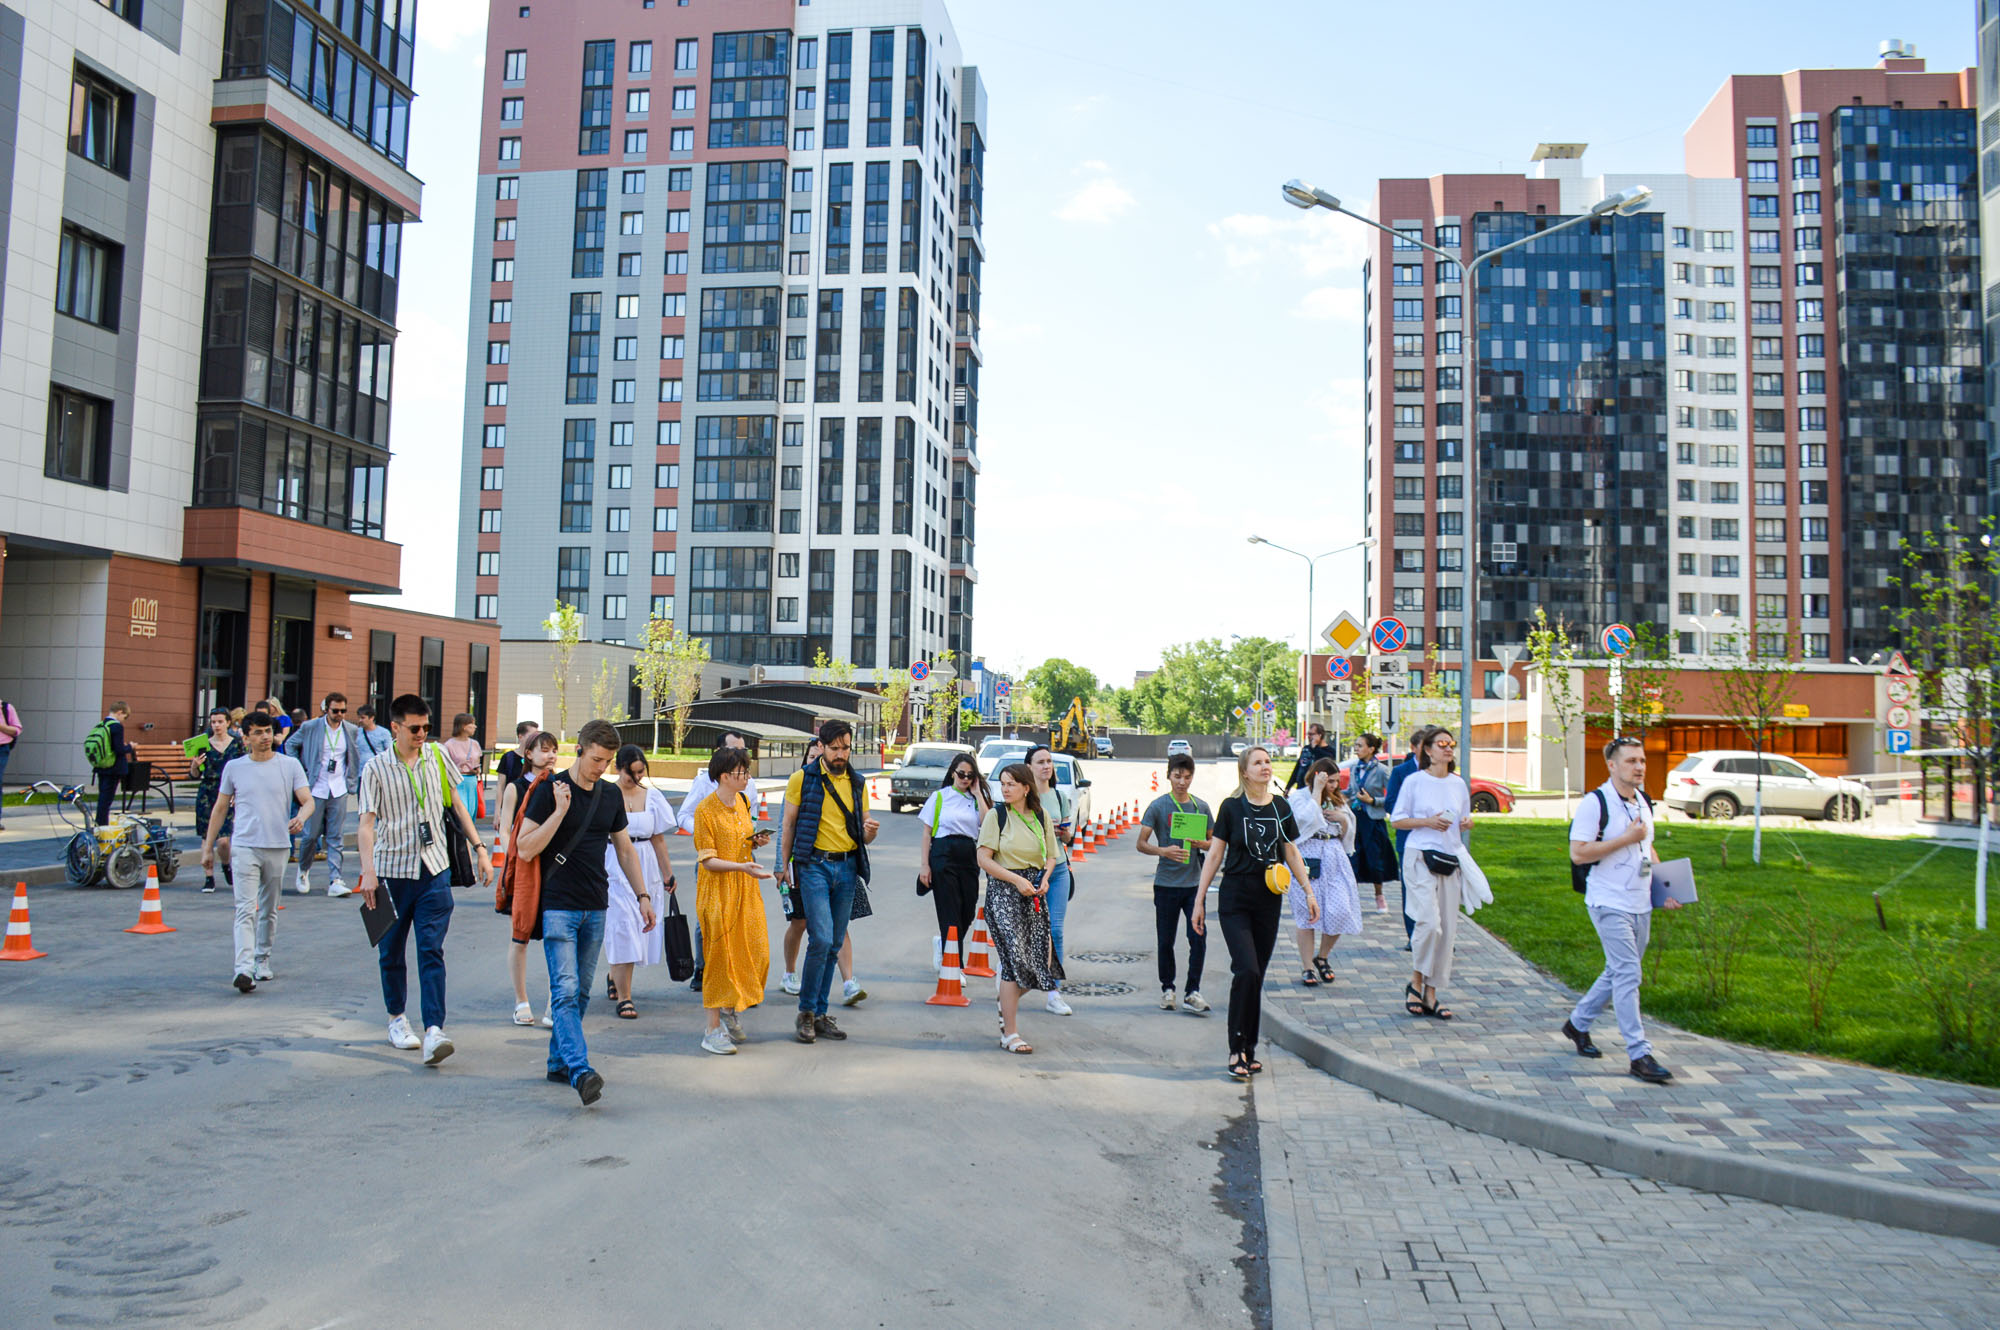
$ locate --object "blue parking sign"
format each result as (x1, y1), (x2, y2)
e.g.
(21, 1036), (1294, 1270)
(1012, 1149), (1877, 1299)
(1887, 729), (1913, 755)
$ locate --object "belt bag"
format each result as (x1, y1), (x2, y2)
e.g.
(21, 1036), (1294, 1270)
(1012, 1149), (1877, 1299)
(1421, 848), (1461, 877)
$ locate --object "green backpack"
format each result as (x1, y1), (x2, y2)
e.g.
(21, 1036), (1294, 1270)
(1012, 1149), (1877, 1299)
(84, 720), (116, 770)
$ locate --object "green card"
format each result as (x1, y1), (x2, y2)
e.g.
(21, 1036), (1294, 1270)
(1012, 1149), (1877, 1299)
(1169, 811), (1208, 842)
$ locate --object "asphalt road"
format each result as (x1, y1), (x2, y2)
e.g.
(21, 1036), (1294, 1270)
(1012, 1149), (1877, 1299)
(1, 771), (1264, 1328)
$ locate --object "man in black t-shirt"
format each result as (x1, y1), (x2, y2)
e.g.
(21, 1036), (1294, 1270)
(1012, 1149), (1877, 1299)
(512, 719), (653, 1106)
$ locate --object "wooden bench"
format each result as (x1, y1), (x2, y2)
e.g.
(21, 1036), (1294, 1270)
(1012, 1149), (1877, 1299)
(124, 743), (196, 816)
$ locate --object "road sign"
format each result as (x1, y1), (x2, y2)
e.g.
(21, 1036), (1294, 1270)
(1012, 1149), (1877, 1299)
(1328, 656), (1354, 681)
(1492, 643), (1524, 674)
(1886, 704), (1913, 730)
(1369, 673), (1410, 697)
(1325, 679), (1353, 697)
(910, 659), (930, 682)
(1885, 678), (1912, 706)
(1607, 659), (1625, 698)
(995, 678), (1011, 697)
(1494, 675), (1521, 700)
(1370, 617), (1408, 654)
(1887, 728), (1914, 755)
(1369, 654), (1409, 678)
(1232, 706), (1246, 719)
(1783, 703), (1811, 720)
(1602, 623), (1634, 657)
(1883, 650), (1915, 677)
(1321, 611), (1366, 654)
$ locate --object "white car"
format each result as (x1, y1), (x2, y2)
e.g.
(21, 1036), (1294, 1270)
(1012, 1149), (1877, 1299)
(986, 751), (1092, 830)
(1665, 750), (1870, 821)
(1166, 739), (1194, 759)
(977, 738), (1033, 770)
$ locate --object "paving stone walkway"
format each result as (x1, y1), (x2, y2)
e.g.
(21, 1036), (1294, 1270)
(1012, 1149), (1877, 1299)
(1255, 1046), (2000, 1330)
(1264, 907), (2000, 1197)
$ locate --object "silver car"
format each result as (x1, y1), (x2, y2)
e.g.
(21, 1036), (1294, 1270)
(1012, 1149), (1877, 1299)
(1665, 750), (1870, 821)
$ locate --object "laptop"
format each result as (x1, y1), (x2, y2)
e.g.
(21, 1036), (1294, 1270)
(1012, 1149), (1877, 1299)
(1650, 857), (1698, 909)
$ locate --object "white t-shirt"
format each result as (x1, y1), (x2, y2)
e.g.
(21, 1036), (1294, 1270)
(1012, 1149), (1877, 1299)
(218, 753), (310, 850)
(312, 722), (348, 800)
(1570, 781), (1654, 913)
(918, 787), (985, 839)
(1390, 771), (1469, 857)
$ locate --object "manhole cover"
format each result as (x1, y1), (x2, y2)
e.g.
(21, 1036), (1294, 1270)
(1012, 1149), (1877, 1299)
(1069, 950), (1146, 964)
(1060, 982), (1136, 997)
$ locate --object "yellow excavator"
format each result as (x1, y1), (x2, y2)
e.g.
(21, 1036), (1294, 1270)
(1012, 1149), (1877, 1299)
(1051, 696), (1094, 758)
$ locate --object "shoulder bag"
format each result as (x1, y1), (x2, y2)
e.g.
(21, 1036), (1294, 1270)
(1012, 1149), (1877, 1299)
(496, 771), (547, 914)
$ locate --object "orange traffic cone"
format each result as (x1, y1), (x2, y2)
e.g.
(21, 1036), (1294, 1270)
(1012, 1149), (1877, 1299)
(926, 927), (971, 1006)
(124, 866), (176, 935)
(756, 789), (771, 822)
(1151, 772), (1159, 792)
(963, 906), (996, 978)
(1, 882), (46, 961)
(1072, 822), (1093, 860)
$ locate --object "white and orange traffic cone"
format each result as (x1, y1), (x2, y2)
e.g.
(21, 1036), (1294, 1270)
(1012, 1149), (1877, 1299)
(1, 882), (46, 961)
(926, 927), (971, 1007)
(124, 866), (177, 935)
(756, 789), (771, 822)
(1151, 772), (1159, 793)
(963, 906), (996, 978)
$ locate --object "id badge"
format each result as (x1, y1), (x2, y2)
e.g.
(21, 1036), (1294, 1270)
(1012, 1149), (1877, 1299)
(1639, 851), (1653, 879)
(326, 758), (338, 774)
(417, 821), (435, 847)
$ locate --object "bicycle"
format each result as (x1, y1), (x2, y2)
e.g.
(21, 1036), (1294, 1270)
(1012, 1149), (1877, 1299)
(24, 780), (182, 888)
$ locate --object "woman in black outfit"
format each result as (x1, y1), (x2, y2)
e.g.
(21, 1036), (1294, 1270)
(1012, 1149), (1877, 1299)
(1195, 744), (1314, 1080)
(917, 753), (990, 970)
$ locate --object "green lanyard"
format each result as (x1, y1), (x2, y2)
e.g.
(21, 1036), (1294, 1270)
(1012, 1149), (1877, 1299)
(398, 747), (434, 820)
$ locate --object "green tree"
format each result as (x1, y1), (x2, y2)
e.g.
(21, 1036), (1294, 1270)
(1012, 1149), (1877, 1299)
(1021, 657), (1099, 724)
(1895, 520), (2000, 821)
(808, 649), (857, 689)
(1526, 608), (1583, 814)
(541, 601), (584, 740)
(589, 658), (627, 723)
(1709, 620), (1802, 865)
(877, 668), (915, 748)
(632, 615), (679, 752)
(1584, 622), (1682, 744)
(1099, 684), (1142, 729)
(923, 649), (959, 741)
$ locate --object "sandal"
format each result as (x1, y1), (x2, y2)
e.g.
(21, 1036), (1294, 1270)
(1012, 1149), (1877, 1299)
(615, 999), (637, 1020)
(1404, 983), (1427, 1017)
(1301, 968), (1321, 987)
(1313, 957), (1334, 983)
(1421, 989), (1453, 1021)
(1228, 1055), (1250, 1080)
(1000, 1032), (1034, 1054)
(606, 974), (617, 1000)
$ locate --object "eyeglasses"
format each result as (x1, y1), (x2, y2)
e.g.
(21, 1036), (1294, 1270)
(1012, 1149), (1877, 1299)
(953, 769), (975, 781)
(402, 723), (431, 735)
(328, 708), (347, 715)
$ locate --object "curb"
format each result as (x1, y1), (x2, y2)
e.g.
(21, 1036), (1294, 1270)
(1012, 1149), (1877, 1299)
(1264, 1003), (2000, 1250)
(1, 831), (364, 892)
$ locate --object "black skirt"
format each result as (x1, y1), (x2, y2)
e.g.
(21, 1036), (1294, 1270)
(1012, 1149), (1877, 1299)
(1350, 814), (1398, 884)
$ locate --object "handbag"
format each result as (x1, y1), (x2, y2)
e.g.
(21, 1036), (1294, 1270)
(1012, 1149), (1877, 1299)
(496, 771), (547, 914)
(1421, 848), (1461, 877)
(661, 891), (694, 981)
(1264, 863), (1292, 894)
(432, 747), (477, 889)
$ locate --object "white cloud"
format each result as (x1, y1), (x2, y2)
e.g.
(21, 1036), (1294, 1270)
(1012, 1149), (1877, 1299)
(419, 0), (487, 52)
(1055, 177), (1135, 224)
(1208, 210), (1375, 279)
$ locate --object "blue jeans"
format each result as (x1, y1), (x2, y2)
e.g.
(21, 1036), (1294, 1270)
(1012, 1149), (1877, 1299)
(1571, 905), (1653, 1061)
(376, 866), (453, 1030)
(0, 742), (12, 809)
(543, 909), (606, 1082)
(796, 855), (858, 1016)
(1044, 859), (1072, 985)
(1395, 829), (1415, 944)
(293, 791), (346, 887)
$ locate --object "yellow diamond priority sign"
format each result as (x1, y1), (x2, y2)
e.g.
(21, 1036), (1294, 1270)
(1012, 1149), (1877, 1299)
(1321, 612), (1365, 654)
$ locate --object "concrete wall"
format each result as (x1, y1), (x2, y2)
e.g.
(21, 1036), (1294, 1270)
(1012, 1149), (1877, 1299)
(0, 553), (109, 783)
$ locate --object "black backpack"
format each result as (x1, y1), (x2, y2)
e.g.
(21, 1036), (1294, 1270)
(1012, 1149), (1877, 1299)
(1572, 787), (1651, 893)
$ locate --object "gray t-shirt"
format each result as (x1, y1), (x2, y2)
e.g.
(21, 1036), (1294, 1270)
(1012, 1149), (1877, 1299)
(1142, 792), (1212, 891)
(217, 753), (309, 850)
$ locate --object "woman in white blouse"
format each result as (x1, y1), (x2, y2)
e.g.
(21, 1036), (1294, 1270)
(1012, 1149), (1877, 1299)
(1286, 759), (1365, 986)
(1390, 728), (1492, 1020)
(917, 753), (991, 973)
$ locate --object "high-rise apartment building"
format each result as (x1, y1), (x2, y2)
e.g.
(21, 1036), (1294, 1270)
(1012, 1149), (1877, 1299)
(0, 0), (495, 782)
(457, 0), (983, 679)
(1362, 46), (1978, 692)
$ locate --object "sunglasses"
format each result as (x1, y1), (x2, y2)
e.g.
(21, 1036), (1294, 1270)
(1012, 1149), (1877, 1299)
(402, 722), (431, 735)
(328, 708), (347, 715)
(953, 769), (975, 780)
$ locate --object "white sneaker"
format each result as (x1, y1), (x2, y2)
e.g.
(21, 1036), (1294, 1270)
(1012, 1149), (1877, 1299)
(721, 1008), (746, 1043)
(327, 880), (353, 899)
(1159, 988), (1178, 1011)
(932, 935), (944, 972)
(540, 1011), (553, 1028)
(841, 978), (866, 1006)
(422, 1026), (454, 1066)
(780, 971), (801, 995)
(295, 877), (310, 894)
(512, 1001), (537, 1026)
(1045, 992), (1074, 1016)
(1183, 991), (1211, 1015)
(387, 1015), (420, 1050)
(253, 962), (274, 982)
(701, 1026), (737, 1055)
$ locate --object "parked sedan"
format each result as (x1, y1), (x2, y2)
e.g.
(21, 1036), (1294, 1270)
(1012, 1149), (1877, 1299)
(1665, 750), (1870, 821)
(887, 741), (974, 812)
(1332, 758), (1515, 814)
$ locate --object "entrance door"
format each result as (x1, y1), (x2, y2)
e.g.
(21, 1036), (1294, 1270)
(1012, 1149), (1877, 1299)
(196, 572), (251, 725)
(268, 581), (316, 716)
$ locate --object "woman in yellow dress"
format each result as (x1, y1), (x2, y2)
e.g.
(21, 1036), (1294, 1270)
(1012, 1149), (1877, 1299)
(692, 745), (773, 1055)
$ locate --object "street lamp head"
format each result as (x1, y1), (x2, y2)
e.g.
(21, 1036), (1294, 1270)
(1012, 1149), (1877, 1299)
(1247, 535), (1266, 545)
(1590, 185), (1653, 217)
(1359, 535), (1379, 549)
(1282, 178), (1340, 212)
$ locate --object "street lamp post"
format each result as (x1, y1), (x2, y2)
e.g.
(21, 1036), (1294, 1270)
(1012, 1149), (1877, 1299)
(1282, 178), (1651, 792)
(1246, 534), (1377, 736)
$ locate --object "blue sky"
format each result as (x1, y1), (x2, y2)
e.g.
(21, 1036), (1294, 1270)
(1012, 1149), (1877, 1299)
(380, 0), (1973, 686)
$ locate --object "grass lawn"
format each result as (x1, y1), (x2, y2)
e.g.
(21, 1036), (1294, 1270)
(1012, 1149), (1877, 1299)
(1470, 819), (2000, 1087)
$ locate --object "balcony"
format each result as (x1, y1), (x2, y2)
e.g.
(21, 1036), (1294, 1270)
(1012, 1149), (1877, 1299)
(183, 506), (402, 594)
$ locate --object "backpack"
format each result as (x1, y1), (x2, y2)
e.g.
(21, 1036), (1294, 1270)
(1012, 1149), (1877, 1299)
(84, 720), (115, 770)
(1571, 787), (1652, 893)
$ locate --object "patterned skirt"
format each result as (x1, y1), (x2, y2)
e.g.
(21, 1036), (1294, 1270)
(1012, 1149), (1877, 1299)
(983, 874), (1065, 993)
(1293, 842), (1365, 935)
(1350, 815), (1398, 885)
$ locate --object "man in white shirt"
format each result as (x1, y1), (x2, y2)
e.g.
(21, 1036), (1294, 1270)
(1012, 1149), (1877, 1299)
(1564, 736), (1679, 1084)
(286, 692), (362, 896)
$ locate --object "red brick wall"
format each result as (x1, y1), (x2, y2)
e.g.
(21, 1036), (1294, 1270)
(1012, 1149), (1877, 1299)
(102, 556), (201, 734)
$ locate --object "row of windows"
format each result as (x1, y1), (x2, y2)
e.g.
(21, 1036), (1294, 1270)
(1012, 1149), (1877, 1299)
(193, 411), (388, 537)
(222, 0), (414, 166)
(1743, 121), (1821, 149)
(1673, 552), (1829, 580)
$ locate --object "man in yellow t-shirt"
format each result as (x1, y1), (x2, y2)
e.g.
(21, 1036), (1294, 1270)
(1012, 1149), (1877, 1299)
(775, 721), (879, 1044)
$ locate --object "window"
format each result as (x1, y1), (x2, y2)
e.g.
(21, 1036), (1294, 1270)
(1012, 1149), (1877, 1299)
(661, 335), (684, 359)
(1799, 443), (1826, 468)
(666, 209), (690, 233)
(1671, 226), (1690, 248)
(1791, 119), (1818, 144)
(1710, 555), (1740, 578)
(1797, 334), (1824, 358)
(1802, 518), (1828, 543)
(1392, 334), (1423, 356)
(474, 551), (501, 577)
(613, 336), (637, 361)
(791, 209), (812, 234)
(1748, 197), (1779, 218)
(665, 250), (688, 275)
(1801, 593), (1829, 618)
(616, 253), (641, 276)
(1677, 516), (1697, 538)
(1748, 230), (1779, 252)
(484, 425), (506, 449)
(1798, 407), (1825, 432)
(1745, 125), (1776, 148)
(1710, 481), (1739, 504)
(497, 176), (520, 200)
(498, 136), (521, 161)
(1756, 555), (1786, 579)
(1705, 231), (1733, 250)
(1746, 160), (1777, 182)
(1799, 479), (1827, 504)
(604, 594), (628, 620)
(777, 597), (799, 623)
(500, 97), (524, 123)
(630, 41), (652, 73)
(480, 466), (504, 489)
(487, 341), (510, 364)
(1748, 265), (1779, 287)
(494, 217), (517, 242)
(1794, 227), (1821, 250)
(54, 226), (119, 327)
(479, 509), (503, 533)
(1393, 264), (1422, 286)
(671, 85), (697, 113)
(69, 66), (131, 174)
(1795, 299), (1823, 321)
(1678, 553), (1698, 575)
(607, 507), (630, 532)
(613, 379), (635, 403)
(504, 50), (527, 80)
(489, 300), (513, 324)
(46, 386), (110, 487)
(792, 168), (813, 194)
(485, 383), (508, 406)
(651, 596), (671, 619)
(624, 130), (647, 154)
(1711, 519), (1740, 542)
(675, 38), (698, 71)
(658, 378), (681, 402)
(1676, 441), (1696, 464)
(1434, 224), (1460, 248)
(670, 128), (693, 152)
(611, 422), (634, 447)
(656, 463), (680, 488)
(1391, 299), (1423, 321)
(653, 550), (678, 576)
(627, 90), (650, 116)
(1749, 301), (1779, 323)
(1792, 192), (1820, 216)
(1435, 331), (1460, 356)
(476, 595), (499, 619)
(1756, 518), (1786, 542)
(608, 464), (632, 490)
(654, 508), (678, 531)
(620, 211), (643, 235)
(1756, 481), (1785, 506)
(492, 259), (514, 282)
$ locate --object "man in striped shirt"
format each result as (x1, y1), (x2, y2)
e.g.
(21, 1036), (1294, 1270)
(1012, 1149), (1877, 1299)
(357, 693), (491, 1068)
